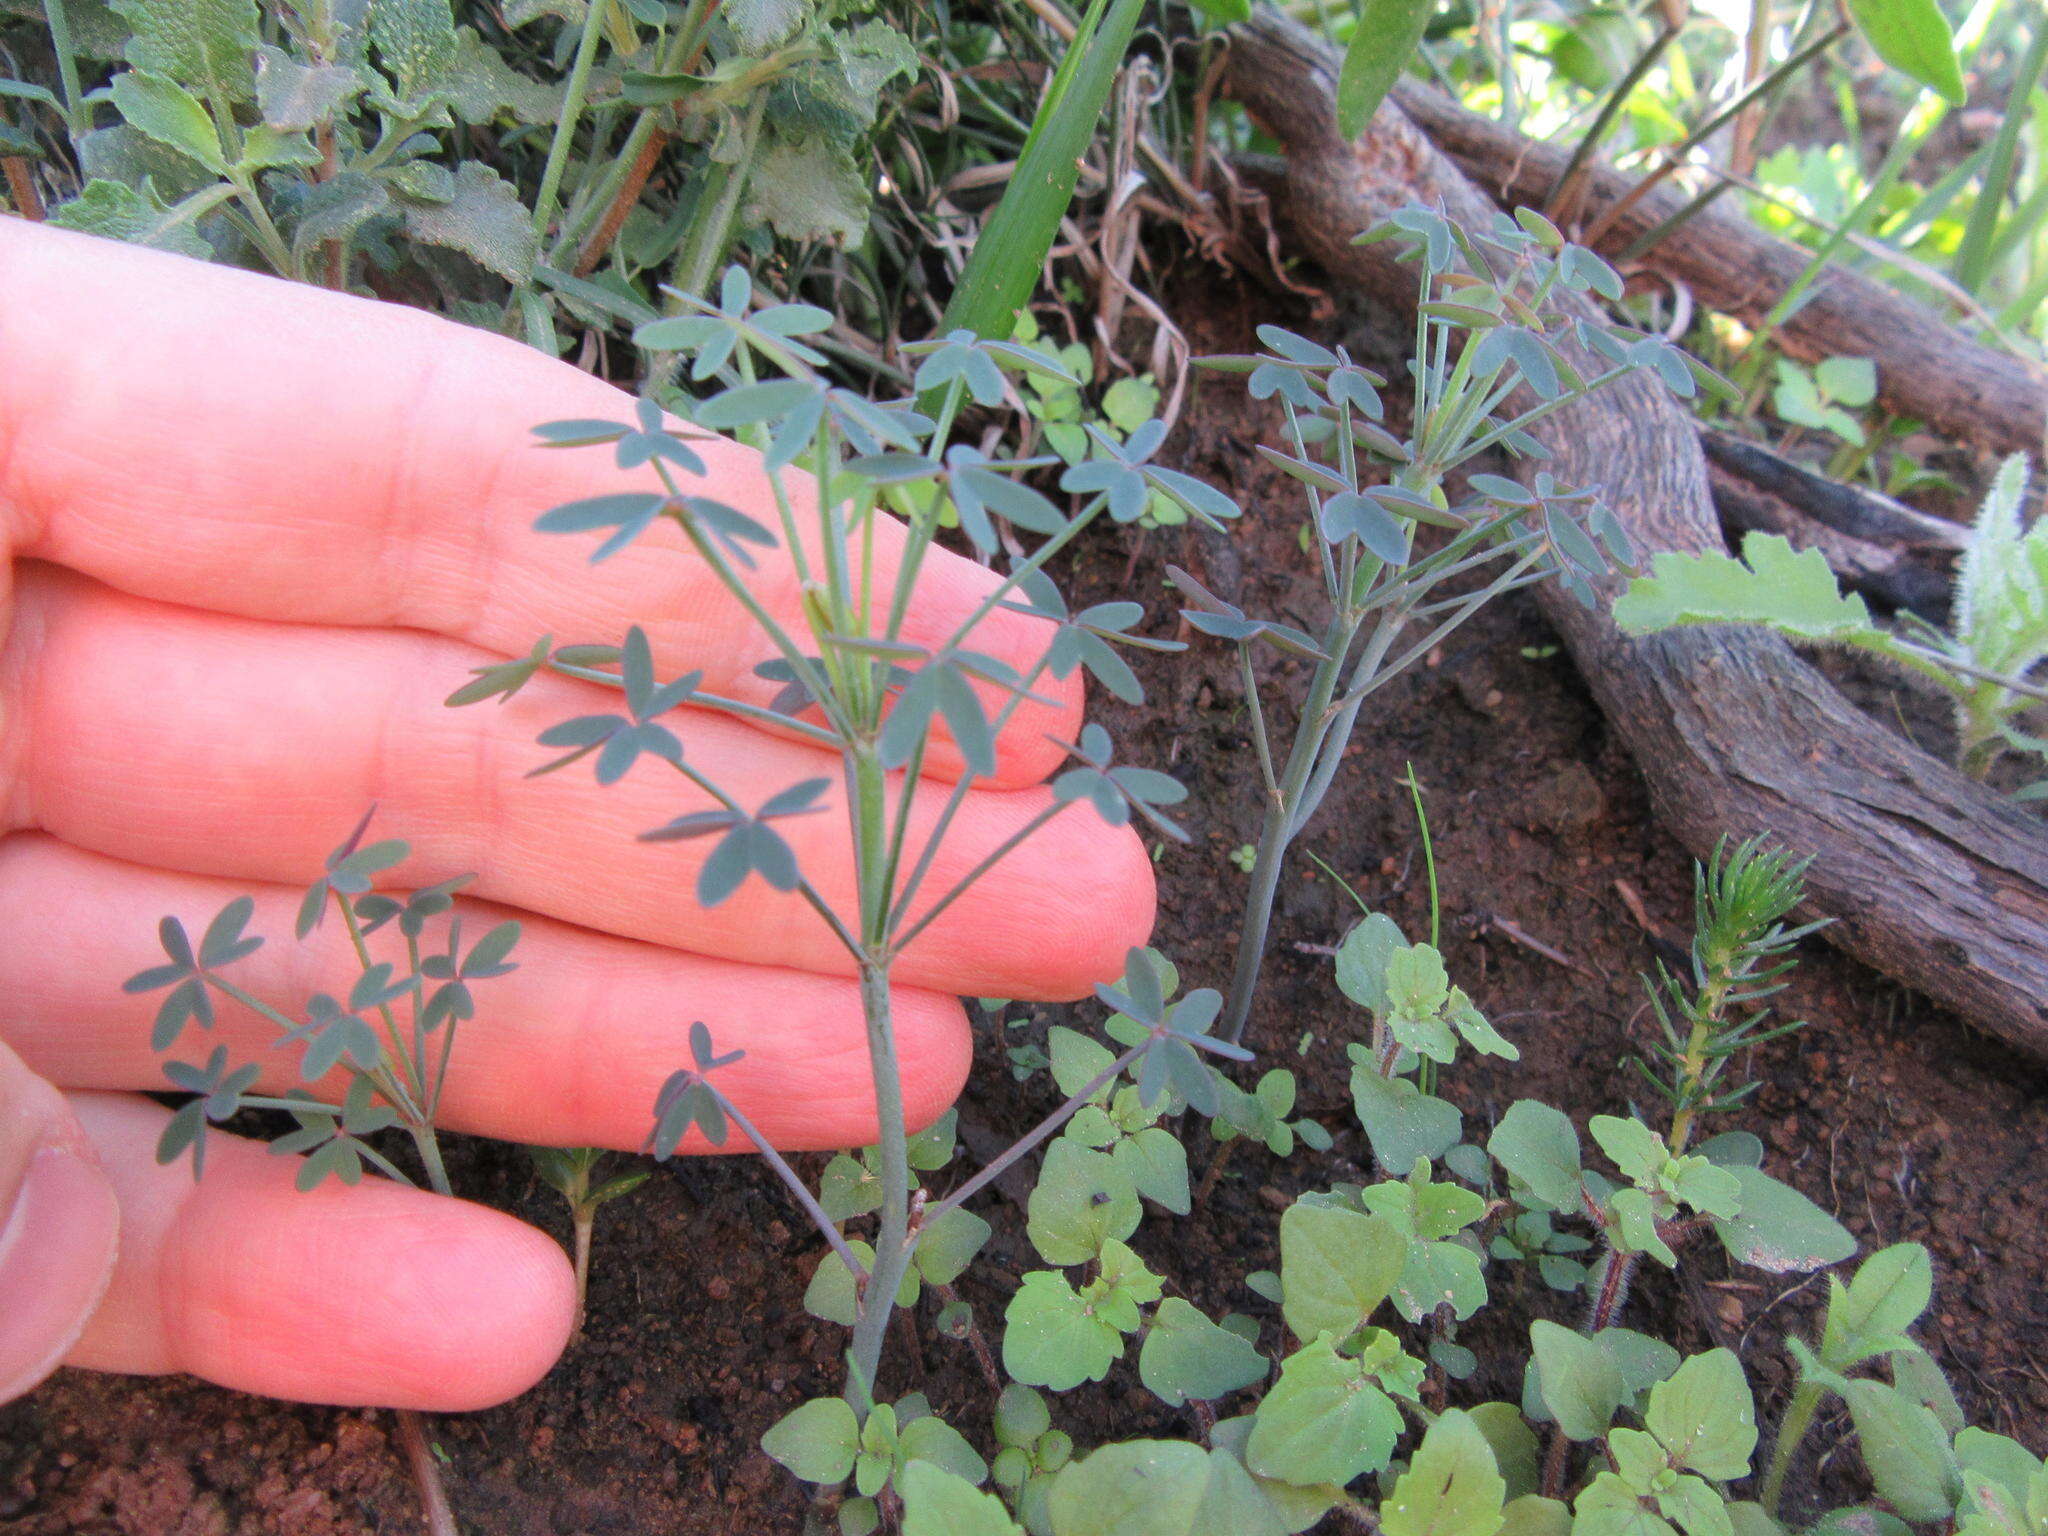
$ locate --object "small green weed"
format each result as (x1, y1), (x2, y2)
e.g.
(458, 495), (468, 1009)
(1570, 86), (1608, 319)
(1616, 454), (2048, 781)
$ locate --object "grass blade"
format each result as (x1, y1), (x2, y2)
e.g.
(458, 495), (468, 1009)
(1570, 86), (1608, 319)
(936, 0), (1146, 342)
(1338, 0), (1436, 140)
(1954, 13), (2048, 294)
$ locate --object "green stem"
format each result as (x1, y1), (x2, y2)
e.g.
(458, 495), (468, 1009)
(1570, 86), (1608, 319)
(889, 801), (1065, 956)
(230, 180), (297, 278)
(531, 0), (612, 241)
(39, 0), (83, 138)
(1761, 1378), (1823, 1516)
(1221, 609), (1363, 1044)
(412, 1122), (453, 1199)
(334, 890), (425, 1109)
(848, 958), (911, 1398)
(668, 92), (766, 304)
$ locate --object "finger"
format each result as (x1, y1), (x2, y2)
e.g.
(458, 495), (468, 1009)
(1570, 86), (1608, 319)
(6, 571), (1155, 1000)
(0, 221), (1075, 787)
(0, 1039), (120, 1402)
(0, 836), (971, 1154)
(59, 1092), (573, 1410)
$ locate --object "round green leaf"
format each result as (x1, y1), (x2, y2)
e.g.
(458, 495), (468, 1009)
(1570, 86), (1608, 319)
(1646, 1350), (1756, 1480)
(1278, 1200), (1406, 1344)
(900, 1461), (1022, 1536)
(762, 1396), (860, 1485)
(1382, 1409), (1508, 1536)
(1139, 1297), (1269, 1407)
(1248, 1336), (1403, 1487)
(1047, 1440), (1286, 1536)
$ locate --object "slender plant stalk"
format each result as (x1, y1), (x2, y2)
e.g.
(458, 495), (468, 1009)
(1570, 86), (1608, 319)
(667, 93), (767, 303)
(1544, 20), (1684, 222)
(1760, 1379), (1824, 1514)
(1955, 12), (2048, 294)
(394, 1408), (461, 1536)
(38, 0), (83, 138)
(531, 0), (613, 242)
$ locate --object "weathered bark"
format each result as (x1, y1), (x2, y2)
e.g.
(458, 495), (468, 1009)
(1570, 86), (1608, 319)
(1224, 13), (2048, 1059)
(1700, 428), (1969, 555)
(1386, 80), (2048, 461)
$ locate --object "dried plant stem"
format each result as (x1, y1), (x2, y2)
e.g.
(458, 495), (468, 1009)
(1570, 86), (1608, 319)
(569, 1205), (595, 1339)
(3, 156), (43, 220)
(394, 1408), (461, 1536)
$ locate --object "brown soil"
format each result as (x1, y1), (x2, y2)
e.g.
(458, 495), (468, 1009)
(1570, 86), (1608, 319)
(5, 272), (2044, 1536)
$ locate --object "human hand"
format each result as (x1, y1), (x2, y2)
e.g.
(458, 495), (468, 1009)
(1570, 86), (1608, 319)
(0, 224), (1154, 1411)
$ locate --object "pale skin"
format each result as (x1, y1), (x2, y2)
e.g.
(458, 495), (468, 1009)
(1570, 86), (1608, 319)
(0, 222), (1155, 1412)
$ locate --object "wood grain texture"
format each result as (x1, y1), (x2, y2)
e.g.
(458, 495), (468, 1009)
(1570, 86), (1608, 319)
(1223, 12), (2048, 1058)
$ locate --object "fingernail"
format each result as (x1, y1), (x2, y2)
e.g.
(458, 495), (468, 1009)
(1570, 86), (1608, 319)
(0, 1145), (119, 1402)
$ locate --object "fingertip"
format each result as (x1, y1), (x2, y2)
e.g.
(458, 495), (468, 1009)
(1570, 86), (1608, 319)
(0, 1143), (119, 1403)
(66, 1093), (574, 1411)
(893, 987), (974, 1136)
(1041, 810), (1158, 1000)
(164, 1172), (577, 1411)
(376, 1197), (578, 1410)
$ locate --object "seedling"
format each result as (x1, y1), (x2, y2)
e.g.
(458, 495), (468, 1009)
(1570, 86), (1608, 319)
(528, 1145), (651, 1335)
(1771, 354), (1877, 449)
(126, 808), (519, 1200)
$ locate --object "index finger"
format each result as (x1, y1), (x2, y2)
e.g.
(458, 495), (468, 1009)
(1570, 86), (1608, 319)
(0, 222), (1076, 787)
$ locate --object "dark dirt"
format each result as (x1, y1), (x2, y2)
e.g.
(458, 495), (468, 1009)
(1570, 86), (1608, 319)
(5, 272), (2045, 1536)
